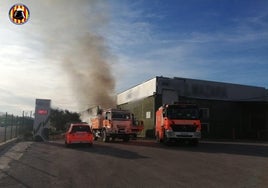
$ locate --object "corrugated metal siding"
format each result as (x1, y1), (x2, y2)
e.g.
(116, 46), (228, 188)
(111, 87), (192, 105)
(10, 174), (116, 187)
(117, 96), (155, 137)
(157, 76), (266, 101)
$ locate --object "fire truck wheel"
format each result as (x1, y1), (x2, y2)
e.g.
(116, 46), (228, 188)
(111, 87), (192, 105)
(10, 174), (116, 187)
(65, 141), (70, 148)
(163, 131), (170, 145)
(102, 130), (109, 142)
(156, 132), (161, 143)
(190, 139), (199, 146)
(93, 132), (98, 141)
(123, 136), (130, 142)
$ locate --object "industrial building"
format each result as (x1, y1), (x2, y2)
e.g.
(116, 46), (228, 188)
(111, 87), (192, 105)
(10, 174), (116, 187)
(117, 76), (268, 140)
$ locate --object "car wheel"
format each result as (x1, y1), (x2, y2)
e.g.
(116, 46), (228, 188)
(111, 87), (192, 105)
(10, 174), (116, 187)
(156, 132), (161, 143)
(190, 139), (199, 146)
(65, 141), (70, 147)
(163, 130), (170, 145)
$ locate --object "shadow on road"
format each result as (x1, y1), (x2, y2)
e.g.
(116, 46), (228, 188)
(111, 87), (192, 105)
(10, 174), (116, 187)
(35, 139), (268, 159)
(190, 141), (268, 158)
(0, 169), (32, 188)
(116, 139), (268, 158)
(42, 141), (149, 160)
(0, 139), (19, 156)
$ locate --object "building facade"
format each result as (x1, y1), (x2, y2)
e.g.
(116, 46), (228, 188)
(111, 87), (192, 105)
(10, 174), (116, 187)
(117, 76), (268, 140)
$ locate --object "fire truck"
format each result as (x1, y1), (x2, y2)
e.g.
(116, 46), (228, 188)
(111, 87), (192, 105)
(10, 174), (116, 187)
(155, 103), (201, 145)
(91, 108), (143, 142)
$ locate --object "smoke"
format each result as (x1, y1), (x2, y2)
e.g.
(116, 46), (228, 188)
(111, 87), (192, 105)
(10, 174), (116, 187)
(30, 0), (116, 110)
(64, 33), (116, 109)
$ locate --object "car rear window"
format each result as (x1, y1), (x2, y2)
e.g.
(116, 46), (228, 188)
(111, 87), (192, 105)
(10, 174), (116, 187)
(71, 125), (91, 133)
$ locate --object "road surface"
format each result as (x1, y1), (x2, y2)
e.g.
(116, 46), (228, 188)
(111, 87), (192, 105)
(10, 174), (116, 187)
(0, 139), (268, 188)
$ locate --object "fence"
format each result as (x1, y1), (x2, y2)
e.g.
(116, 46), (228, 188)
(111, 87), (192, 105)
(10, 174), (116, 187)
(0, 112), (33, 143)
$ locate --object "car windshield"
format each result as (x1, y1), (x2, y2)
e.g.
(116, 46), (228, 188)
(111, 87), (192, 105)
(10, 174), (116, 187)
(71, 125), (91, 133)
(166, 106), (199, 120)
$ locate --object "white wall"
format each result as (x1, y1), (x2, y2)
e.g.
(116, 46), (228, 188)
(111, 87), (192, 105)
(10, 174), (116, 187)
(117, 78), (156, 105)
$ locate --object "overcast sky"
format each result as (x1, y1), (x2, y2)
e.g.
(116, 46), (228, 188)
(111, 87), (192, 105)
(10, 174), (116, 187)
(0, 0), (268, 116)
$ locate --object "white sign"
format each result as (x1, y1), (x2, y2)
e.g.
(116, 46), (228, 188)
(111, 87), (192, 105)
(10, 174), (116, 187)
(146, 111), (151, 119)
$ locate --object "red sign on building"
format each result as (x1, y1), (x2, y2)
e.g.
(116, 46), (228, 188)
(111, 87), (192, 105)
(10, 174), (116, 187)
(38, 109), (48, 115)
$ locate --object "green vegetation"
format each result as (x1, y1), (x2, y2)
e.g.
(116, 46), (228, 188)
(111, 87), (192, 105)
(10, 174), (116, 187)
(0, 113), (33, 128)
(50, 108), (81, 131)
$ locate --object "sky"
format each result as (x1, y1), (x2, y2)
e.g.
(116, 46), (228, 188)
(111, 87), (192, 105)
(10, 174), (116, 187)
(0, 0), (268, 116)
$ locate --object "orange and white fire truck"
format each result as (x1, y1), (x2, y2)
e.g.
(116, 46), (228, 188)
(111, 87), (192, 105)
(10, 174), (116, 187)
(91, 108), (143, 142)
(155, 103), (201, 145)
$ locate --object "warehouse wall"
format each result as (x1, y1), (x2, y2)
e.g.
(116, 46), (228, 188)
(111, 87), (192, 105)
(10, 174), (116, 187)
(118, 95), (268, 140)
(117, 96), (155, 137)
(180, 97), (268, 140)
(238, 102), (268, 140)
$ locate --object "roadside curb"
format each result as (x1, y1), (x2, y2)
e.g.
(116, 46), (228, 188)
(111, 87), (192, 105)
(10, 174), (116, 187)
(0, 138), (18, 146)
(200, 138), (268, 144)
(0, 138), (19, 153)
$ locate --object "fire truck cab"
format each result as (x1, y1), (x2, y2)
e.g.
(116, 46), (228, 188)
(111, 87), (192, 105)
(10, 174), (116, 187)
(155, 103), (201, 145)
(91, 108), (143, 142)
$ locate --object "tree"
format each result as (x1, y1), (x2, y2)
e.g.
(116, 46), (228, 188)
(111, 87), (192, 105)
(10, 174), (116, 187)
(50, 108), (81, 131)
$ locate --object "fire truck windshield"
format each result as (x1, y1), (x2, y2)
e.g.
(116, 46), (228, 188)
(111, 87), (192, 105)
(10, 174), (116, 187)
(166, 106), (199, 120)
(112, 112), (131, 120)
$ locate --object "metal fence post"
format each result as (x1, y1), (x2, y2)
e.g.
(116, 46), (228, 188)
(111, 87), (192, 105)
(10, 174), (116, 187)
(10, 114), (13, 139)
(4, 112), (7, 142)
(22, 111), (25, 137)
(15, 115), (18, 137)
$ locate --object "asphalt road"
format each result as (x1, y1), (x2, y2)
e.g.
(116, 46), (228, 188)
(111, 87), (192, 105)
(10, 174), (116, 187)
(0, 139), (268, 188)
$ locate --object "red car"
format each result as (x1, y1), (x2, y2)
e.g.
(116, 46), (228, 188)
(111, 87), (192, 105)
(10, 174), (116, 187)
(65, 123), (93, 147)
